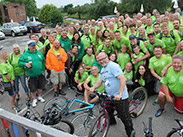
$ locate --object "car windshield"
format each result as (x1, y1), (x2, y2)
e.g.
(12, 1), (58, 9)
(32, 22), (41, 25)
(10, 22), (21, 27)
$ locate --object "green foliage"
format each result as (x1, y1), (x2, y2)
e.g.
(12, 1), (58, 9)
(38, 4), (63, 25)
(119, 0), (172, 15)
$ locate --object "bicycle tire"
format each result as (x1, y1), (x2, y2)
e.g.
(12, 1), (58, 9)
(88, 112), (110, 137)
(43, 96), (67, 114)
(71, 112), (96, 137)
(52, 119), (74, 134)
(128, 87), (148, 118)
(167, 128), (183, 137)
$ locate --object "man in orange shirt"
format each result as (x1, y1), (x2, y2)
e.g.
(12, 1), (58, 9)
(46, 40), (68, 97)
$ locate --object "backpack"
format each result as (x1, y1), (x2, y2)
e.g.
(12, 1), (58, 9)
(159, 30), (175, 40)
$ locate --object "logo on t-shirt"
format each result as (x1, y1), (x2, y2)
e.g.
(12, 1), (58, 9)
(179, 76), (183, 81)
(171, 76), (176, 82)
(161, 61), (165, 65)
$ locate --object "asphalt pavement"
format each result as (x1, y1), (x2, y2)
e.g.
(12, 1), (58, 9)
(0, 33), (182, 137)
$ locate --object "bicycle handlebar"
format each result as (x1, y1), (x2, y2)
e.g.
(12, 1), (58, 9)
(94, 90), (115, 101)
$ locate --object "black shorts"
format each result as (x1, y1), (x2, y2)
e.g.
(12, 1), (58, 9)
(28, 74), (45, 92)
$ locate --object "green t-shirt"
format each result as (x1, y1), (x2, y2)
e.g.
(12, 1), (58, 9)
(123, 70), (133, 81)
(161, 66), (183, 97)
(149, 54), (172, 77)
(67, 33), (73, 40)
(56, 34), (61, 40)
(129, 40), (148, 53)
(36, 41), (44, 54)
(174, 27), (183, 40)
(145, 25), (154, 34)
(131, 52), (145, 72)
(157, 30), (181, 56)
(177, 51), (183, 56)
(89, 34), (95, 44)
(75, 71), (88, 83)
(87, 74), (104, 92)
(0, 62), (15, 82)
(97, 44), (114, 55)
(117, 53), (130, 70)
(81, 34), (92, 48)
(146, 39), (166, 56)
(139, 76), (145, 87)
(43, 39), (50, 48)
(8, 53), (25, 76)
(113, 37), (130, 53)
(82, 54), (95, 67)
(94, 39), (103, 49)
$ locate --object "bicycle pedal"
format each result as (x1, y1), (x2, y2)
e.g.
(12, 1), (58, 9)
(130, 112), (137, 118)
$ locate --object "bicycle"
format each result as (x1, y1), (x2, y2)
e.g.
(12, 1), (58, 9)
(43, 94), (95, 136)
(88, 87), (148, 137)
(167, 119), (183, 137)
(143, 117), (153, 137)
(23, 100), (74, 135)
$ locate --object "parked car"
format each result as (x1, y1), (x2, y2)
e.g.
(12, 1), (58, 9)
(0, 31), (5, 40)
(2, 22), (27, 37)
(25, 21), (45, 33)
(97, 15), (117, 21)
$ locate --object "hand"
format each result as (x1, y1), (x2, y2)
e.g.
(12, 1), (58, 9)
(25, 63), (31, 68)
(89, 87), (95, 94)
(161, 68), (167, 77)
(166, 95), (173, 103)
(57, 56), (62, 60)
(69, 68), (73, 74)
(144, 41), (148, 47)
(115, 94), (122, 101)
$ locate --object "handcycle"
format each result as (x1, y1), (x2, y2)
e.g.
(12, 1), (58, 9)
(143, 117), (153, 137)
(23, 100), (74, 135)
(167, 119), (183, 137)
(43, 93), (95, 136)
(88, 87), (148, 137)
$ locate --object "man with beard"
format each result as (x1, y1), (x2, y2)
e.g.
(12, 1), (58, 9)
(46, 40), (68, 97)
(173, 19), (183, 40)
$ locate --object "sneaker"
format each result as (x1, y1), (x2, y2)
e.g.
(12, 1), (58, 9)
(54, 92), (59, 97)
(155, 108), (164, 117)
(59, 89), (66, 96)
(130, 130), (136, 137)
(32, 99), (37, 107)
(38, 96), (45, 103)
(152, 98), (158, 105)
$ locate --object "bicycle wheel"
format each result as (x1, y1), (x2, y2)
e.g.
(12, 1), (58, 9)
(88, 112), (110, 137)
(71, 112), (96, 137)
(52, 119), (74, 134)
(128, 87), (148, 118)
(43, 96), (67, 113)
(167, 128), (183, 137)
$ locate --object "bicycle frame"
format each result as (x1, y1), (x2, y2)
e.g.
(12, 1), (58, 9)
(53, 97), (94, 115)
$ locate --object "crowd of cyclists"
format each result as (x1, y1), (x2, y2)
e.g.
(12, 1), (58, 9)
(0, 8), (183, 120)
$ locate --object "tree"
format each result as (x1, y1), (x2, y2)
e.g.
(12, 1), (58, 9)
(119, 0), (172, 15)
(88, 0), (116, 19)
(63, 4), (73, 13)
(38, 4), (63, 25)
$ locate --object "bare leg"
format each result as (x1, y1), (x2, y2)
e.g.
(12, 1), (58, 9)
(158, 93), (166, 109)
(89, 96), (99, 104)
(31, 92), (37, 99)
(84, 89), (90, 103)
(9, 96), (15, 108)
(53, 85), (58, 93)
(59, 82), (62, 90)
(37, 89), (42, 97)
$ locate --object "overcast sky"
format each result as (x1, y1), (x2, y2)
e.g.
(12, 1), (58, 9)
(35, 0), (120, 8)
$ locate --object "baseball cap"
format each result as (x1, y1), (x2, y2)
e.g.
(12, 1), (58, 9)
(147, 31), (155, 37)
(129, 34), (136, 40)
(27, 40), (36, 46)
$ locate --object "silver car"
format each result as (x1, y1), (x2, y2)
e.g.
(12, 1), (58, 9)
(0, 31), (5, 40)
(2, 22), (27, 37)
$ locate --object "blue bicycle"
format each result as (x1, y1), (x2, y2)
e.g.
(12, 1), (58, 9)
(43, 94), (95, 137)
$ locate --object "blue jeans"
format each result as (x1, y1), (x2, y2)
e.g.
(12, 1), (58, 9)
(14, 75), (29, 94)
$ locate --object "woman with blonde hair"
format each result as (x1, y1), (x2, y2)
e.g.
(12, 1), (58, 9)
(0, 51), (16, 111)
(8, 44), (30, 101)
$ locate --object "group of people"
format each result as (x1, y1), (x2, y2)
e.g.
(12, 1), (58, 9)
(1, 8), (183, 137)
